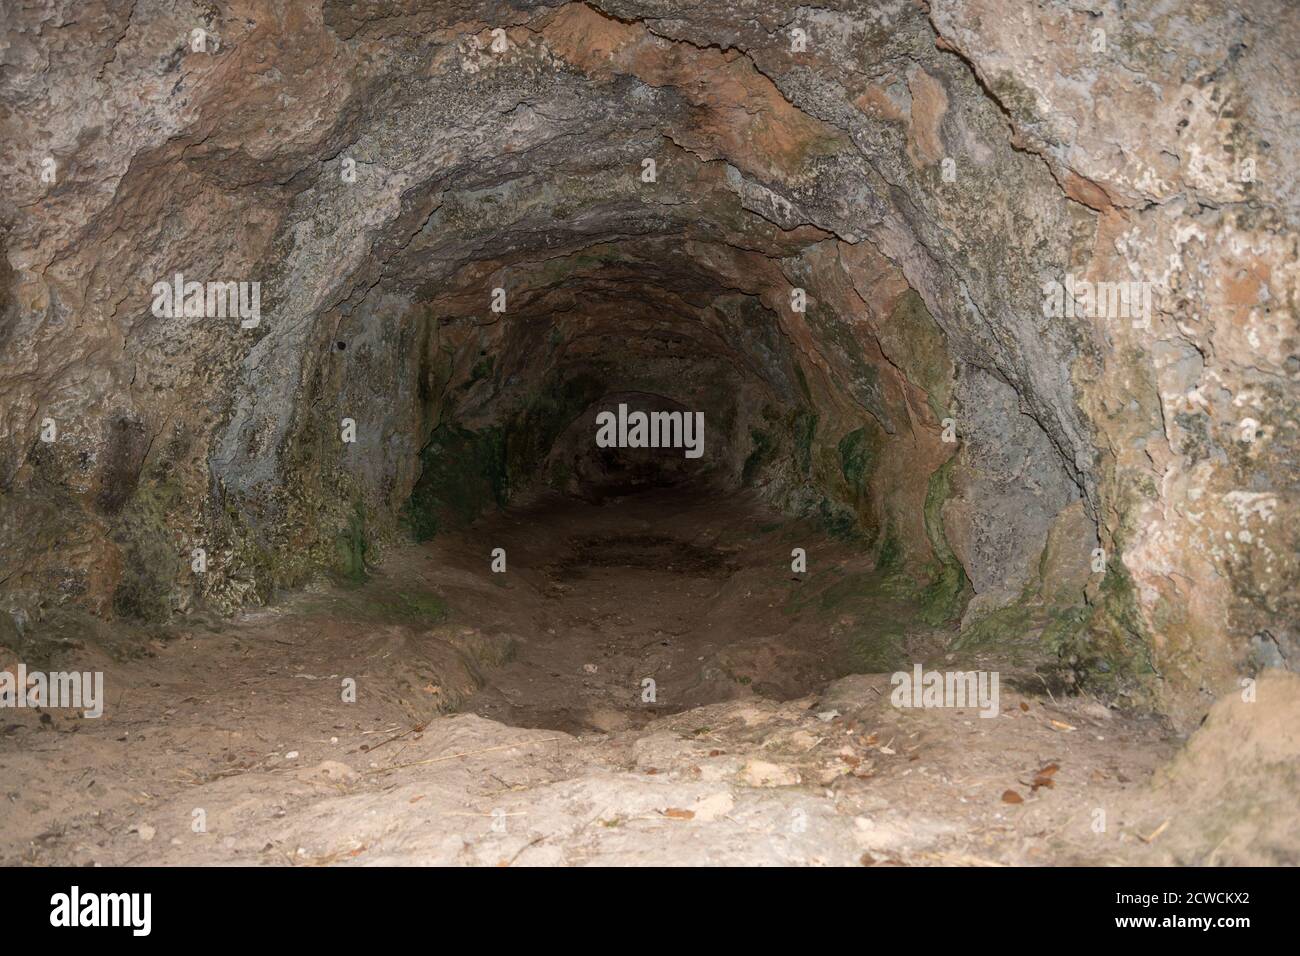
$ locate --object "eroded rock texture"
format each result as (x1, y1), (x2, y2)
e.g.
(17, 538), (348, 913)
(1, 0), (1295, 727)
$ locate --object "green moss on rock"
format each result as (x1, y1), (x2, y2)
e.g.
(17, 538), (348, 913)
(404, 424), (508, 540)
(335, 500), (371, 582)
(404, 372), (606, 539)
(743, 428), (774, 486)
(109, 473), (188, 622)
(885, 290), (955, 419)
(837, 426), (877, 501)
(918, 458), (971, 625)
(793, 407), (818, 477)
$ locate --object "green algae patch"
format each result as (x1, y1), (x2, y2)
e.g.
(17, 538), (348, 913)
(952, 601), (1036, 651)
(919, 561), (969, 626)
(782, 566), (918, 672)
(110, 474), (189, 622)
(302, 578), (450, 627)
(335, 500), (371, 582)
(404, 425), (508, 540)
(503, 372), (606, 487)
(848, 619), (909, 672)
(743, 427), (775, 486)
(404, 372), (606, 539)
(875, 523), (907, 576)
(813, 497), (861, 541)
(468, 355), (495, 384)
(793, 407), (818, 477)
(1075, 559), (1159, 686)
(918, 458), (970, 625)
(883, 290), (955, 419)
(837, 426), (879, 503)
(949, 542), (1155, 704)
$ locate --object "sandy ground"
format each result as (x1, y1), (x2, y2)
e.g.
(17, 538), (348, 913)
(2, 489), (1296, 866)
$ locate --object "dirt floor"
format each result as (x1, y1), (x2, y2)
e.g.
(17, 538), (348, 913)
(2, 488), (1296, 866)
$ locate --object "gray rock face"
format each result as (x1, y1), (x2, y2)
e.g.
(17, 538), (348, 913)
(945, 369), (1080, 612)
(1, 0), (1294, 724)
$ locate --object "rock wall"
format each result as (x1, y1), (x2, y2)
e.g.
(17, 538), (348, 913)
(1, 0), (1294, 727)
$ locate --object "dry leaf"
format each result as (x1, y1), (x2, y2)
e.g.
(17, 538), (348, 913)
(663, 808), (695, 820)
(1019, 701), (1029, 712)
(1024, 762), (1061, 791)
(1049, 719), (1077, 731)
(1001, 789), (1024, 804)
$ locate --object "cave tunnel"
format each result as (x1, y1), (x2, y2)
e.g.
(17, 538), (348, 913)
(0, 0), (1296, 880)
